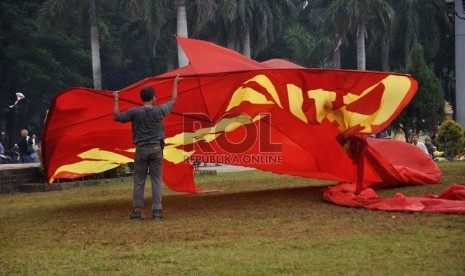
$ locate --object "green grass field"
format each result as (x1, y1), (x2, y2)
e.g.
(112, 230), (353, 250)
(1, 162), (464, 275)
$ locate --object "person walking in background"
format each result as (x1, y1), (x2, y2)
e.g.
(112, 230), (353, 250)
(113, 75), (182, 220)
(17, 129), (35, 163)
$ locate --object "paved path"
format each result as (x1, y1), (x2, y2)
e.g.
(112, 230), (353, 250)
(0, 163), (252, 173)
(0, 163), (253, 173)
(0, 163), (40, 170)
(197, 164), (256, 173)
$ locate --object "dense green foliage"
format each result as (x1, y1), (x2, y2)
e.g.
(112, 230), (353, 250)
(0, 0), (454, 148)
(0, 0), (93, 146)
(392, 44), (446, 139)
(437, 120), (465, 159)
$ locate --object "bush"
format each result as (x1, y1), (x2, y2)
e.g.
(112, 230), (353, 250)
(104, 164), (130, 178)
(436, 120), (465, 159)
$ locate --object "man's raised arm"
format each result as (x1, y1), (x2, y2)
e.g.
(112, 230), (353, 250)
(171, 75), (183, 105)
(113, 91), (121, 121)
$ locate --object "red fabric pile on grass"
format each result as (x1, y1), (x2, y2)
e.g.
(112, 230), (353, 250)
(323, 139), (465, 214)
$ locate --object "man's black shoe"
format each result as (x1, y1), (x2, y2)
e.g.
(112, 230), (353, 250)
(152, 209), (163, 220)
(130, 210), (141, 220)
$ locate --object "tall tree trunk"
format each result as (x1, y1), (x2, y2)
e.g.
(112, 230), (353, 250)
(167, 55), (175, 72)
(404, 32), (412, 68)
(332, 36), (341, 69)
(89, 0), (101, 89)
(456, 0), (465, 127)
(5, 109), (18, 149)
(90, 26), (102, 89)
(356, 24), (366, 70)
(176, 1), (189, 67)
(227, 37), (238, 51)
(166, 45), (175, 72)
(150, 39), (159, 74)
(333, 48), (341, 69)
(241, 30), (251, 58)
(381, 34), (390, 71)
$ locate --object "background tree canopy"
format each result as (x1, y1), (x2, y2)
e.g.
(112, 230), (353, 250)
(0, 0), (455, 148)
(392, 44), (446, 141)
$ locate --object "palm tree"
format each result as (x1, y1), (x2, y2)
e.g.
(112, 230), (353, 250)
(121, 0), (217, 70)
(237, 0), (274, 57)
(379, 22), (395, 71)
(39, 0), (103, 89)
(283, 24), (333, 68)
(208, 0), (296, 58)
(302, 0), (343, 68)
(391, 0), (451, 68)
(323, 0), (394, 70)
(250, 0), (297, 57)
(190, 0), (217, 37)
(119, 0), (170, 72)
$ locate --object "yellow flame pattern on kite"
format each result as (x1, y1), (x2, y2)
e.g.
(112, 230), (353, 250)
(328, 75), (411, 132)
(50, 148), (133, 183)
(223, 73), (412, 134)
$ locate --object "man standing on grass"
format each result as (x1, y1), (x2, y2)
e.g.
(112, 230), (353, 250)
(113, 75), (182, 220)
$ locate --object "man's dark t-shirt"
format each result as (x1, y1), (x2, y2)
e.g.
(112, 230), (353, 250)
(115, 102), (173, 146)
(17, 136), (33, 156)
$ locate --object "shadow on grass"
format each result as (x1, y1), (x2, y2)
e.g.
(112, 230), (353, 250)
(49, 185), (335, 221)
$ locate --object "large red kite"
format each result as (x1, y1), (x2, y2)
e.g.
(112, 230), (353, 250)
(42, 37), (465, 214)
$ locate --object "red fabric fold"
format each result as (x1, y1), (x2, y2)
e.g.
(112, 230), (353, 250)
(323, 183), (465, 214)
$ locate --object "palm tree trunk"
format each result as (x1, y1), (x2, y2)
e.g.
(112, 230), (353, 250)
(89, 0), (101, 89)
(404, 32), (412, 68)
(333, 48), (341, 69)
(90, 26), (102, 89)
(5, 109), (17, 149)
(227, 37), (238, 51)
(333, 37), (341, 69)
(241, 30), (251, 58)
(356, 24), (366, 70)
(150, 39), (158, 75)
(167, 55), (175, 72)
(176, 0), (189, 67)
(381, 34), (390, 71)
(456, 0), (465, 127)
(332, 35), (342, 69)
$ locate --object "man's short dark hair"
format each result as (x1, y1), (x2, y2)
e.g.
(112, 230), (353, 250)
(140, 86), (155, 102)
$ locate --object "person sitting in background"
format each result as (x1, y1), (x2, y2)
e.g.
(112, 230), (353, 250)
(17, 129), (34, 163)
(424, 136), (436, 159)
(411, 133), (429, 155)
